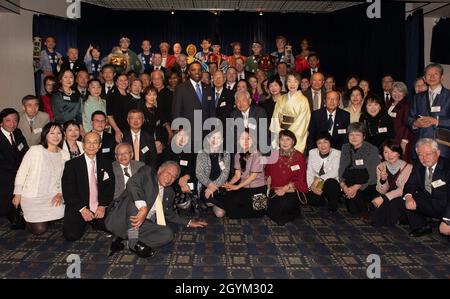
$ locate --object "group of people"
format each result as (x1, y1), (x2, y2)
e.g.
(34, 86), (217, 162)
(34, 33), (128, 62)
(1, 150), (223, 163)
(1, 35), (449, 258)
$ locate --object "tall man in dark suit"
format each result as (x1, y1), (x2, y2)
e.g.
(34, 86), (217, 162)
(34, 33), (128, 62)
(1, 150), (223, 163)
(91, 111), (116, 162)
(173, 61), (214, 152)
(100, 64), (116, 99)
(300, 53), (323, 81)
(62, 132), (115, 241)
(123, 109), (157, 170)
(408, 63), (450, 159)
(0, 109), (29, 223)
(304, 72), (327, 112)
(105, 161), (207, 258)
(402, 138), (450, 237)
(308, 91), (350, 151)
(211, 70), (235, 126)
(381, 74), (394, 108)
(225, 67), (238, 91)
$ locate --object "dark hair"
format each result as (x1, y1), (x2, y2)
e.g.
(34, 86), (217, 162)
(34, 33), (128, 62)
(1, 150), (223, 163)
(380, 139), (403, 157)
(21, 95), (40, 105)
(127, 70), (138, 77)
(267, 75), (283, 89)
(0, 108), (20, 123)
(361, 94), (386, 115)
(101, 64), (116, 73)
(143, 85), (158, 95)
(114, 73), (128, 83)
(381, 74), (394, 82)
(349, 86), (364, 99)
(277, 62), (288, 68)
(314, 131), (332, 144)
(40, 122), (64, 149)
(189, 61), (202, 70)
(91, 110), (106, 121)
(279, 129), (297, 147)
(208, 62), (218, 68)
(237, 79), (251, 93)
(62, 120), (80, 133)
(87, 78), (101, 88)
(89, 44), (101, 57)
(43, 75), (57, 96)
(45, 36), (56, 43)
(308, 52), (319, 61)
(345, 74), (360, 92)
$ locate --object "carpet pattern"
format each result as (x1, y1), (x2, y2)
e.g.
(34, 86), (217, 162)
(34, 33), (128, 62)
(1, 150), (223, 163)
(0, 206), (449, 279)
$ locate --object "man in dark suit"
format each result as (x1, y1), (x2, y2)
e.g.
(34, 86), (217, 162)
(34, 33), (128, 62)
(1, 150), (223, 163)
(100, 64), (116, 99)
(300, 52), (323, 81)
(173, 61), (214, 151)
(308, 91), (350, 151)
(0, 109), (29, 223)
(59, 48), (87, 74)
(381, 74), (394, 108)
(91, 111), (116, 163)
(225, 67), (238, 91)
(408, 63), (450, 159)
(402, 138), (450, 237)
(62, 132), (115, 241)
(211, 70), (235, 125)
(235, 57), (252, 81)
(122, 109), (157, 170)
(148, 53), (167, 75)
(303, 72), (327, 112)
(105, 161), (207, 258)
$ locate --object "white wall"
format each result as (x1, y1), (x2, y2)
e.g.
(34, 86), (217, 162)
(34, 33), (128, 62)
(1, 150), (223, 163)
(424, 17), (450, 87)
(0, 0), (68, 111)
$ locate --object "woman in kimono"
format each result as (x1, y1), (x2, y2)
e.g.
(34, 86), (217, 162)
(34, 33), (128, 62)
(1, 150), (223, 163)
(269, 73), (311, 153)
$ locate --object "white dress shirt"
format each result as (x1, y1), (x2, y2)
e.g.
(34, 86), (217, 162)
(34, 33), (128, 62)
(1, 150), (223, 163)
(120, 163), (132, 186)
(326, 109), (336, 135)
(1, 127), (14, 145)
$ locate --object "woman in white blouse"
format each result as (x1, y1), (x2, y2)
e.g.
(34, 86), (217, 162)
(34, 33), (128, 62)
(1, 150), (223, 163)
(12, 123), (70, 235)
(307, 132), (341, 212)
(62, 120), (84, 159)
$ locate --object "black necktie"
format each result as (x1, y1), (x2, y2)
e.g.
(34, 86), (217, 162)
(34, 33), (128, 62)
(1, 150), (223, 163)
(385, 93), (389, 104)
(10, 133), (17, 148)
(328, 114), (334, 131)
(107, 86), (112, 94)
(319, 162), (325, 176)
(124, 167), (131, 178)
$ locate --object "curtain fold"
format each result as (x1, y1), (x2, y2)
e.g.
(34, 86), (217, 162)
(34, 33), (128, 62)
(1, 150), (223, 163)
(405, 9), (424, 96)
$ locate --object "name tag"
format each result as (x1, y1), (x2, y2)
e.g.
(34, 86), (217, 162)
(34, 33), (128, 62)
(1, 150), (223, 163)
(219, 161), (226, 171)
(338, 129), (347, 135)
(220, 101), (226, 107)
(33, 128), (42, 134)
(431, 179), (446, 188)
(103, 171), (109, 181)
(207, 96), (212, 101)
(180, 160), (188, 166)
(431, 106), (441, 113)
(378, 127), (388, 133)
(141, 146), (149, 154)
(389, 112), (397, 118)
(188, 182), (194, 190)
(63, 96), (71, 101)
(102, 148), (110, 153)
(17, 143), (24, 151)
(290, 164), (300, 171)
(355, 159), (364, 166)
(156, 120), (161, 126)
(248, 123), (257, 130)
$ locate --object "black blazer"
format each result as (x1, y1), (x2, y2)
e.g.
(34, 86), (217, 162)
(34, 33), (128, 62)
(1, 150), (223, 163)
(99, 131), (116, 162)
(62, 154), (115, 212)
(101, 83), (116, 100)
(230, 105), (269, 151)
(301, 67), (324, 80)
(123, 130), (157, 170)
(59, 57), (87, 74)
(303, 88), (327, 112)
(308, 108), (350, 151)
(212, 88), (235, 125)
(404, 158), (450, 218)
(0, 129), (29, 201)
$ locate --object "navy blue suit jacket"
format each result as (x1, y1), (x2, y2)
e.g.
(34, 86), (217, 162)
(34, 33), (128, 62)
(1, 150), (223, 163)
(308, 108), (350, 151)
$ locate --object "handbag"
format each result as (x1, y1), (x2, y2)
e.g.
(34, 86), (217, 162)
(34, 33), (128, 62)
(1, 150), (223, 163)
(343, 149), (370, 186)
(252, 193), (268, 211)
(435, 127), (450, 147)
(8, 205), (25, 230)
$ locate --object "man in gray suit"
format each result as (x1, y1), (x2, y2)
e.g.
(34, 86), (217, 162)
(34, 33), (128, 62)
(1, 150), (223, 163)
(303, 72), (326, 112)
(106, 161), (207, 258)
(18, 95), (50, 146)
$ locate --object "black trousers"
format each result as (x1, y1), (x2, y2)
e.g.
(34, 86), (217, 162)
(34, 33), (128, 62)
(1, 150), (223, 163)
(266, 192), (302, 225)
(369, 195), (405, 226)
(344, 185), (377, 215)
(401, 193), (446, 230)
(307, 179), (341, 211)
(63, 208), (108, 241)
(0, 176), (14, 218)
(224, 186), (266, 219)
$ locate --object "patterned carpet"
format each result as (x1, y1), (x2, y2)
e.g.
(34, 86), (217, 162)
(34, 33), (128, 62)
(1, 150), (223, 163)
(0, 205), (449, 279)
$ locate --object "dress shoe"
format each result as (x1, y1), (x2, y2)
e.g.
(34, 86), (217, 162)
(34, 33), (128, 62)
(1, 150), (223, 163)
(409, 226), (432, 237)
(129, 241), (156, 258)
(108, 237), (124, 256)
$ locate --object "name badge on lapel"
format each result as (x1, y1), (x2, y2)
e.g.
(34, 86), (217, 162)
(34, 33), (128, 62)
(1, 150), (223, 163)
(207, 96), (212, 101)
(219, 161), (226, 171)
(389, 112), (397, 118)
(290, 165), (300, 171)
(338, 129), (347, 135)
(180, 160), (188, 166)
(17, 143), (24, 151)
(355, 159), (364, 166)
(141, 146), (149, 154)
(220, 101), (227, 107)
(102, 148), (110, 153)
(431, 179), (446, 188)
(63, 96), (71, 101)
(378, 127), (388, 133)
(103, 171), (110, 181)
(33, 128), (42, 134)
(248, 123), (257, 130)
(431, 106), (441, 113)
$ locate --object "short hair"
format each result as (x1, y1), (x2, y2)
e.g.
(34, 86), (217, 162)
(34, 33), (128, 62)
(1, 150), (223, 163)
(83, 131), (101, 143)
(87, 78), (101, 88)
(127, 109), (144, 118)
(89, 44), (101, 56)
(267, 76), (283, 88)
(151, 69), (165, 80)
(159, 160), (181, 177)
(380, 139), (403, 157)
(62, 120), (80, 132)
(415, 138), (439, 153)
(381, 74), (395, 82)
(40, 122), (64, 149)
(392, 81), (408, 97)
(58, 69), (75, 82)
(189, 61), (202, 70)
(143, 85), (158, 95)
(314, 131), (332, 144)
(308, 52), (319, 60)
(43, 75), (57, 85)
(0, 108), (20, 123)
(114, 142), (132, 155)
(349, 86), (364, 98)
(347, 122), (366, 137)
(21, 95), (40, 105)
(45, 36), (56, 42)
(235, 57), (245, 64)
(91, 110), (106, 121)
(114, 73), (128, 83)
(275, 35), (287, 43)
(101, 64), (116, 73)
(279, 129), (297, 147)
(424, 63), (444, 76)
(277, 62), (288, 68)
(234, 90), (251, 102)
(287, 73), (301, 85)
(362, 94), (386, 115)
(208, 61), (218, 68)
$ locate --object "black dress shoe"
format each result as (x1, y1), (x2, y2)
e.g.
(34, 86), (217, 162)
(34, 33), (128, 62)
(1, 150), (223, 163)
(409, 226), (432, 237)
(129, 241), (156, 258)
(108, 237), (124, 256)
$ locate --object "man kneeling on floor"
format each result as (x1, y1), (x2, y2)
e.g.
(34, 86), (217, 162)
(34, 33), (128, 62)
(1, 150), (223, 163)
(105, 161), (208, 258)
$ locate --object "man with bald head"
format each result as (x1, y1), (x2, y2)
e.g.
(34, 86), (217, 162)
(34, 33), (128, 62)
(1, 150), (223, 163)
(304, 72), (326, 112)
(308, 90), (350, 151)
(62, 131), (115, 241)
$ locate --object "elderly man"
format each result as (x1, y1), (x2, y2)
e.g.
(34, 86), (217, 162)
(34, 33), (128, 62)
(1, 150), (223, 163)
(159, 42), (176, 69)
(59, 48), (87, 74)
(62, 131), (115, 241)
(408, 63), (450, 159)
(90, 111), (116, 162)
(304, 72), (326, 112)
(402, 138), (450, 237)
(106, 161), (208, 258)
(211, 70), (235, 126)
(18, 95), (49, 146)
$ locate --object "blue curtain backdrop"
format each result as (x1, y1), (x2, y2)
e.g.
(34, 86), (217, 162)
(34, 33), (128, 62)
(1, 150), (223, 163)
(405, 9), (424, 96)
(431, 18), (450, 65)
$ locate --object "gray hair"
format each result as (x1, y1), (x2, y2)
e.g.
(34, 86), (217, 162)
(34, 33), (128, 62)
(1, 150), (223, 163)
(347, 122), (366, 136)
(415, 138), (439, 153)
(392, 81), (408, 97)
(159, 160), (181, 177)
(234, 90), (251, 102)
(424, 63), (443, 76)
(151, 69), (165, 80)
(114, 142), (132, 155)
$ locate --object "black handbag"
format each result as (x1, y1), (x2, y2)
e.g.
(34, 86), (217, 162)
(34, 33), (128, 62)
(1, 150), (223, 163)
(8, 206), (26, 230)
(343, 149), (370, 186)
